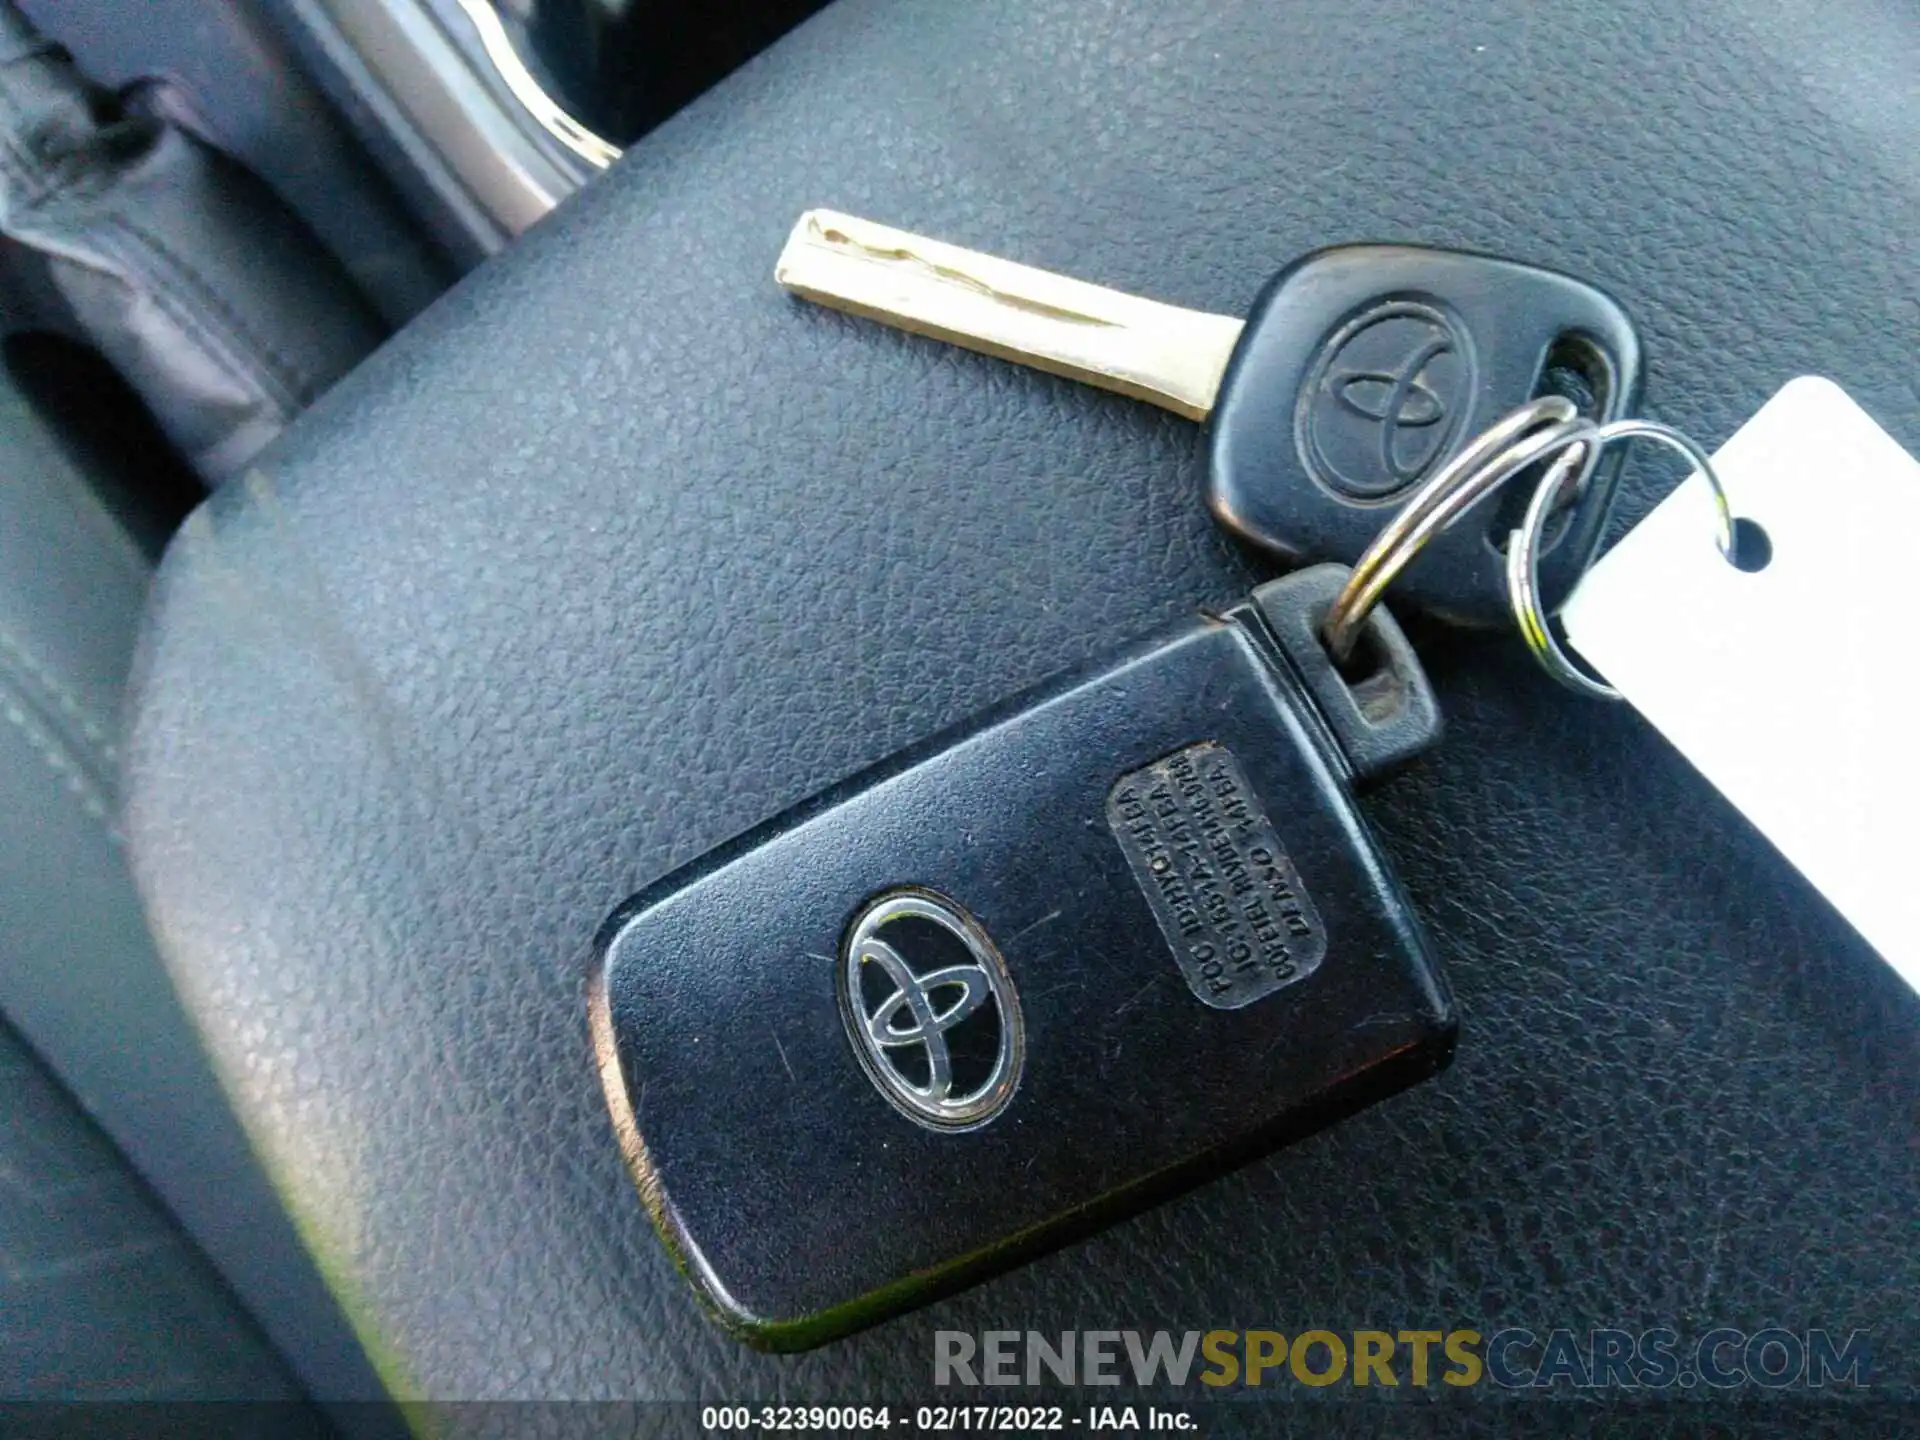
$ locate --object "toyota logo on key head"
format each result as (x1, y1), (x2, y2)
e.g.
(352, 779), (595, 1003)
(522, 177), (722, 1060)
(840, 889), (1023, 1131)
(1297, 299), (1476, 501)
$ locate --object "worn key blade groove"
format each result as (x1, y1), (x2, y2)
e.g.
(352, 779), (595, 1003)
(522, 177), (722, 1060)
(775, 209), (1244, 421)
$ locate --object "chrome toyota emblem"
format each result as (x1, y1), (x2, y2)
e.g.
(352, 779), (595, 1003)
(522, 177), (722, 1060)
(840, 890), (1023, 1131)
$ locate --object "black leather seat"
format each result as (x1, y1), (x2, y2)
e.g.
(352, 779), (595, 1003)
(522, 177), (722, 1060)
(123, 0), (1917, 1416)
(0, 2), (406, 1406)
(0, 363), (353, 1410)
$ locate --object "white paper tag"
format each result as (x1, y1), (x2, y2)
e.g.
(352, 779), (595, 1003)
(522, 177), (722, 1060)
(1562, 376), (1920, 995)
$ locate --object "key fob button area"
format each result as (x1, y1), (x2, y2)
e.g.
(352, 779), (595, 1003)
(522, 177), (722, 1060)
(595, 615), (1455, 1350)
(1208, 244), (1642, 626)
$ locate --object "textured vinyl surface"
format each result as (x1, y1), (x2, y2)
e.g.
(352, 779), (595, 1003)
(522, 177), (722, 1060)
(126, 0), (1916, 1412)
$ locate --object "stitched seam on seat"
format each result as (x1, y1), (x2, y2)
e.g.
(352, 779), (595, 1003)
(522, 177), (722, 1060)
(110, 214), (314, 412)
(0, 625), (116, 764)
(0, 680), (114, 830)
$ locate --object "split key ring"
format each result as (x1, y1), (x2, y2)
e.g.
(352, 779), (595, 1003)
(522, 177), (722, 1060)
(1321, 405), (1745, 701)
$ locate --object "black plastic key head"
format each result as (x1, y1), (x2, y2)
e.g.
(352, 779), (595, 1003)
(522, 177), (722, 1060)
(1208, 245), (1641, 626)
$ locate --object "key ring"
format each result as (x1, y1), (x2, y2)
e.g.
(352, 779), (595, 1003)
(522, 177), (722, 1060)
(1323, 409), (1742, 697)
(1319, 397), (1595, 662)
(1506, 417), (1739, 699)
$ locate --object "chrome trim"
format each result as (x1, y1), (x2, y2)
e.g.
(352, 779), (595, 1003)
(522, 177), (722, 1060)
(452, 0), (622, 170)
(316, 0), (573, 241)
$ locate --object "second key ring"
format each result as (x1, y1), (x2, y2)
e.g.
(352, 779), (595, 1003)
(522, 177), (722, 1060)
(1319, 396), (1596, 663)
(1506, 417), (1739, 699)
(1322, 407), (1745, 697)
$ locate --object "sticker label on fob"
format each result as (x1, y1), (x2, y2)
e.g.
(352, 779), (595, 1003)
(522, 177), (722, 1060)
(1108, 742), (1327, 1009)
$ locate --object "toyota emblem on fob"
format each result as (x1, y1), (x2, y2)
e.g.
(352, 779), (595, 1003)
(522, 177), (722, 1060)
(840, 889), (1024, 1131)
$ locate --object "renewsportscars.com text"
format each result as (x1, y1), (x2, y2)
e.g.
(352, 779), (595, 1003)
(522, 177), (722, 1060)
(934, 1328), (1870, 1390)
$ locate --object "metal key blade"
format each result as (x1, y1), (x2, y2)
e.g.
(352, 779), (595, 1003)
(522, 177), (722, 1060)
(775, 209), (1244, 421)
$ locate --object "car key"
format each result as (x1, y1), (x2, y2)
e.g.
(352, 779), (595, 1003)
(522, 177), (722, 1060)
(777, 210), (1641, 624)
(593, 565), (1454, 1350)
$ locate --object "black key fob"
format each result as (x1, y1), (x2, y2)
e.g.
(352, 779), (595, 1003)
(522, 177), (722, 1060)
(592, 567), (1456, 1350)
(1208, 245), (1641, 625)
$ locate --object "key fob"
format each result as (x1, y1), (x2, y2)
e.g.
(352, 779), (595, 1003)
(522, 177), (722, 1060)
(1208, 245), (1641, 626)
(593, 568), (1456, 1350)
